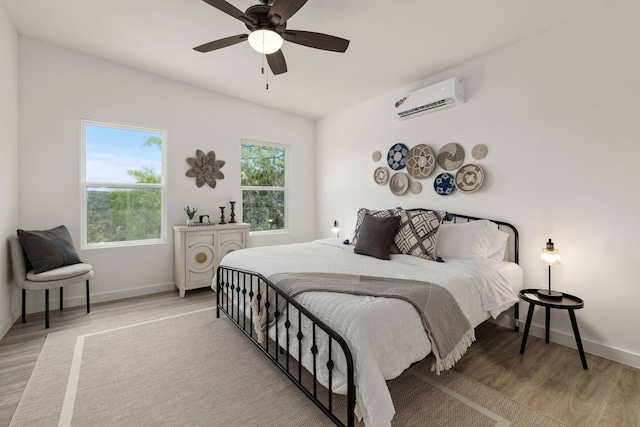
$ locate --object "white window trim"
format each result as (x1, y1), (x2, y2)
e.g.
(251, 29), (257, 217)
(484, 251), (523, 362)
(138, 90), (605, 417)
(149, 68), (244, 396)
(80, 119), (168, 249)
(241, 139), (290, 235)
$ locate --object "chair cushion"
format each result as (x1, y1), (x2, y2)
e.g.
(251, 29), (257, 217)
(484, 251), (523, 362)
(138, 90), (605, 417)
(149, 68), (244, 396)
(17, 225), (82, 273)
(27, 263), (93, 282)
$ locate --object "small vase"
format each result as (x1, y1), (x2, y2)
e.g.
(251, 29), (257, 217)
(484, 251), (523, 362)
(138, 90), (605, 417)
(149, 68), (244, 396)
(186, 218), (193, 226)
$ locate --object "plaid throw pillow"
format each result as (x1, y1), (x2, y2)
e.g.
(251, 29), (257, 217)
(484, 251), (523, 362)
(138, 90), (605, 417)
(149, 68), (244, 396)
(351, 208), (398, 246)
(391, 210), (446, 260)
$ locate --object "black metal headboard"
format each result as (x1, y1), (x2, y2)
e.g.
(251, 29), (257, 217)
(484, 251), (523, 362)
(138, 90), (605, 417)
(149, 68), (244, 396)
(406, 209), (520, 264)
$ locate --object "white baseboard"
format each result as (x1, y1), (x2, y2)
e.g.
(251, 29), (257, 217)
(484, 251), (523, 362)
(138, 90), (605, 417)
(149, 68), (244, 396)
(493, 310), (640, 369)
(0, 305), (21, 340)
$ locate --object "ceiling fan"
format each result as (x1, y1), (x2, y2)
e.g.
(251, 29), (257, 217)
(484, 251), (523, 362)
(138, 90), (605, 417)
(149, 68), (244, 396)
(194, 0), (350, 75)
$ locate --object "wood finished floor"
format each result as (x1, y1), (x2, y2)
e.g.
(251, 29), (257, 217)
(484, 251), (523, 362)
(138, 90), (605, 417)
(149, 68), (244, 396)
(1, 290), (638, 426)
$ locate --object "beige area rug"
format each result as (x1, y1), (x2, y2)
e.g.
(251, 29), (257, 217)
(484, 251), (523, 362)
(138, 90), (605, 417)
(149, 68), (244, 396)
(10, 303), (566, 427)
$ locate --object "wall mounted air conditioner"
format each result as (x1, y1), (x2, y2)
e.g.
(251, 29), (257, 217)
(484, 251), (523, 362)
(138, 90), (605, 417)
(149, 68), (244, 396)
(394, 77), (465, 119)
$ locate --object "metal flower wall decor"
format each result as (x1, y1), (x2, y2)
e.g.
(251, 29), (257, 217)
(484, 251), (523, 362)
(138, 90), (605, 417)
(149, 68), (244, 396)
(185, 149), (225, 188)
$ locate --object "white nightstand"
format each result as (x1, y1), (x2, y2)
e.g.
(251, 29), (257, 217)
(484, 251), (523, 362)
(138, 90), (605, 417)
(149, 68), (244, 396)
(173, 223), (250, 297)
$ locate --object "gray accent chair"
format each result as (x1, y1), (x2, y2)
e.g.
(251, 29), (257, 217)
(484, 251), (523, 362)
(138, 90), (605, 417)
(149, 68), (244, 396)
(9, 235), (93, 328)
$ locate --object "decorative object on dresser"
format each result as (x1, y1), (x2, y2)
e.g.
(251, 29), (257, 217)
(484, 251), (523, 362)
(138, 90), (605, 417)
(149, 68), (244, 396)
(173, 223), (249, 297)
(219, 206), (226, 224)
(229, 201), (237, 223)
(185, 149), (225, 188)
(539, 238), (562, 299)
(199, 215), (210, 224)
(184, 206), (198, 225)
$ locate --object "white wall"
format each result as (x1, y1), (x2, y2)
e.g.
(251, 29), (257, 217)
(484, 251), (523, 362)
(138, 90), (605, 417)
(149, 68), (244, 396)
(316, 1), (640, 368)
(0, 5), (19, 336)
(17, 37), (315, 312)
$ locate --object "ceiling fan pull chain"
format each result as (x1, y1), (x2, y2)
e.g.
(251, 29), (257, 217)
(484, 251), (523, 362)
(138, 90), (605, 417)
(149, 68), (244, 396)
(261, 52), (269, 90)
(263, 36), (269, 89)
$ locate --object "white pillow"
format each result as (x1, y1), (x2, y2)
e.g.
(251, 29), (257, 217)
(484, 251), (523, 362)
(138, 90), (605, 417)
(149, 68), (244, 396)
(487, 229), (510, 261)
(435, 220), (498, 260)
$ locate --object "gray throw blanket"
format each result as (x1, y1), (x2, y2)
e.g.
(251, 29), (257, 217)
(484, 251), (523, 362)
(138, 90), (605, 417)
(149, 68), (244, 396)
(256, 272), (475, 374)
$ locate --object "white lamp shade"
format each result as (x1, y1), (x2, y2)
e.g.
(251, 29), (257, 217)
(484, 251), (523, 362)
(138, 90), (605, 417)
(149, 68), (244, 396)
(331, 220), (340, 235)
(248, 29), (283, 54)
(540, 248), (561, 265)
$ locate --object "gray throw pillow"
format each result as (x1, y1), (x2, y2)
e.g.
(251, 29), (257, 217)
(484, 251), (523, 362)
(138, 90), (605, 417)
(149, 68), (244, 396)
(354, 215), (400, 260)
(17, 225), (82, 274)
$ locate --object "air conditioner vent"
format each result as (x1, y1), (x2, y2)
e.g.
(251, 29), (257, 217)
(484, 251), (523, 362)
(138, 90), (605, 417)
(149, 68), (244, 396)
(394, 77), (465, 119)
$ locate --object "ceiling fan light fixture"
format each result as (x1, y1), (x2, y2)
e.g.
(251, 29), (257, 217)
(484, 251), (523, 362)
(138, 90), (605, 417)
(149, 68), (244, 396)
(248, 29), (283, 54)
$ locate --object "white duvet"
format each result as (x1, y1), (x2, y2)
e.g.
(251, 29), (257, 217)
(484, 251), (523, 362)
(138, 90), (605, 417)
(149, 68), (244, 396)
(214, 239), (521, 427)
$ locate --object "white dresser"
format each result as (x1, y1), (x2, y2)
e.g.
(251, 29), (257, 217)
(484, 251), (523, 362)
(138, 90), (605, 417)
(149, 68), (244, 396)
(173, 223), (250, 297)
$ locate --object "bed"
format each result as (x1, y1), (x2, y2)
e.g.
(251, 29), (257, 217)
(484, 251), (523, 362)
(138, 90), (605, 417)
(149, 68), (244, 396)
(213, 211), (522, 427)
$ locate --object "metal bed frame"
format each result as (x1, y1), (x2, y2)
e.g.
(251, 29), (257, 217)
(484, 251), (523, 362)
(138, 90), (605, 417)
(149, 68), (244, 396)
(216, 212), (520, 427)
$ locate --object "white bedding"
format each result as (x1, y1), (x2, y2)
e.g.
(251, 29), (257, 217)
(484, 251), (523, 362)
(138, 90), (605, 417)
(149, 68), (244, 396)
(214, 238), (522, 427)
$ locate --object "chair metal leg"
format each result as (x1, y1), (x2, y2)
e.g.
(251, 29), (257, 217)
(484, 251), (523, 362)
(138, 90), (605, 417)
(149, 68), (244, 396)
(45, 289), (50, 329)
(60, 287), (63, 311)
(21, 289), (26, 323)
(86, 280), (91, 313)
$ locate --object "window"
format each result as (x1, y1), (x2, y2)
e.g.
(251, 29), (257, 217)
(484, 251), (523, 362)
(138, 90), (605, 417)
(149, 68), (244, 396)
(81, 120), (167, 248)
(241, 140), (288, 233)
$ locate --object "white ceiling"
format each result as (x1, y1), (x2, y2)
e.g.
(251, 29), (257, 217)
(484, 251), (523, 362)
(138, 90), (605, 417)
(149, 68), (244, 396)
(1, 0), (624, 119)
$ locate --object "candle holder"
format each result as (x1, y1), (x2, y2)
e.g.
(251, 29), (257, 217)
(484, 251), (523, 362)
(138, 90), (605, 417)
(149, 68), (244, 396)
(229, 201), (237, 223)
(219, 207), (226, 225)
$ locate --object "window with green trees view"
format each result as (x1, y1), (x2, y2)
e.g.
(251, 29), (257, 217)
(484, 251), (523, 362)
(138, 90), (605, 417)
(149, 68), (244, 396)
(241, 141), (288, 233)
(82, 120), (166, 247)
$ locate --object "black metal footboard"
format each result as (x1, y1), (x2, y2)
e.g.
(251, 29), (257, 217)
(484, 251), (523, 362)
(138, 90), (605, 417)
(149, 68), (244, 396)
(216, 266), (356, 427)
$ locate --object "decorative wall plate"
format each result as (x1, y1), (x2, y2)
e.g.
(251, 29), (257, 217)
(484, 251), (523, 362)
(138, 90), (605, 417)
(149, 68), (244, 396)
(437, 143), (465, 171)
(387, 143), (409, 170)
(389, 172), (409, 195)
(372, 151), (382, 162)
(455, 164), (485, 192)
(406, 144), (436, 179)
(374, 167), (389, 185)
(434, 172), (456, 196)
(186, 149), (225, 188)
(410, 181), (422, 194)
(472, 144), (488, 160)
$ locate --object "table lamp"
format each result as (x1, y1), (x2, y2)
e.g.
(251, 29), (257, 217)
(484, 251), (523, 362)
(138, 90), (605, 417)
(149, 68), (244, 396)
(539, 238), (563, 299)
(331, 220), (340, 238)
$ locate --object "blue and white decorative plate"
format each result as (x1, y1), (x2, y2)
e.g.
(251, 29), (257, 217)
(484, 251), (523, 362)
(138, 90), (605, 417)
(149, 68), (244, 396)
(387, 143), (409, 170)
(434, 172), (456, 196)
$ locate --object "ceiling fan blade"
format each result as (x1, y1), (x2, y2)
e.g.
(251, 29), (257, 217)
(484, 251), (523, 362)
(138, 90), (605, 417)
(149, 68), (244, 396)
(268, 0), (308, 25)
(194, 34), (248, 53)
(202, 0), (255, 25)
(267, 50), (288, 75)
(284, 30), (349, 53)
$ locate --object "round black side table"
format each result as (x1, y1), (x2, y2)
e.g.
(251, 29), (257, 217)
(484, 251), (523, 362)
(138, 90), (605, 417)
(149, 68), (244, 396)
(519, 288), (588, 369)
